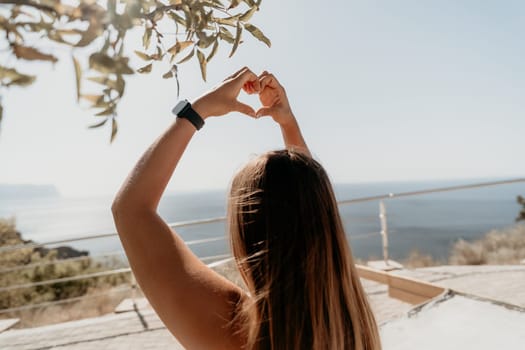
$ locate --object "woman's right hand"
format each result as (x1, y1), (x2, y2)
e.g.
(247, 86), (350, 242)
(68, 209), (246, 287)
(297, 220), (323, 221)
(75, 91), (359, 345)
(254, 71), (296, 127)
(192, 67), (260, 119)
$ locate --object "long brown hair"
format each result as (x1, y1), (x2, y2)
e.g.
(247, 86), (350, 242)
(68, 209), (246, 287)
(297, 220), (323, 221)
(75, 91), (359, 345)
(228, 150), (381, 350)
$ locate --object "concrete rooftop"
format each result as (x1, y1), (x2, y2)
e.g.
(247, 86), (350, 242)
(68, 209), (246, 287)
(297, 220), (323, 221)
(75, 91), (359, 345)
(1, 264), (524, 349)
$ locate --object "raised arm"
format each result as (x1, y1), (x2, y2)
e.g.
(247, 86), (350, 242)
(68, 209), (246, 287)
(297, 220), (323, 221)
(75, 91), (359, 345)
(255, 71), (311, 157)
(111, 68), (260, 350)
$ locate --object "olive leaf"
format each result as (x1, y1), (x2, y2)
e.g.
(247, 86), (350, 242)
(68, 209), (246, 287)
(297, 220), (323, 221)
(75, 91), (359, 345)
(76, 23), (100, 47)
(229, 23), (242, 57)
(143, 27), (153, 49)
(89, 53), (117, 73)
(239, 6), (258, 22)
(88, 119), (108, 128)
(229, 0), (242, 9)
(134, 51), (152, 61)
(162, 70), (174, 79)
(207, 38), (219, 62)
(95, 106), (116, 116)
(88, 76), (119, 90)
(81, 94), (106, 106)
(13, 45), (58, 63)
(219, 26), (235, 43)
(177, 48), (195, 64)
(197, 50), (207, 81)
(72, 56), (82, 101)
(167, 11), (186, 26)
(0, 0), (270, 143)
(167, 41), (193, 56)
(215, 15), (240, 27)
(110, 118), (118, 143)
(243, 23), (271, 47)
(197, 34), (216, 49)
(137, 63), (153, 74)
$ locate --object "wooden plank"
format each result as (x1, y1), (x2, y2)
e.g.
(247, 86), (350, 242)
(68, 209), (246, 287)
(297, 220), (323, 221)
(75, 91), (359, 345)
(356, 264), (445, 305)
(356, 265), (389, 284)
(388, 274), (444, 299)
(389, 286), (429, 305)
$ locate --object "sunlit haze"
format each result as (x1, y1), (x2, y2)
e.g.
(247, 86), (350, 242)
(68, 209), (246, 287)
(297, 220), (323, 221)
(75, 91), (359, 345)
(1, 0), (524, 197)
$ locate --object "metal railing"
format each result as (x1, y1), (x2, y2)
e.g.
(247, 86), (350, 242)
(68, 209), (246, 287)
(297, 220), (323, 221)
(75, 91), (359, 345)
(1, 177), (523, 315)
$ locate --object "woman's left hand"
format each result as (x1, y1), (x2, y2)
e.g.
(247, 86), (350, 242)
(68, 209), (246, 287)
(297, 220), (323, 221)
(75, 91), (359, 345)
(191, 67), (260, 119)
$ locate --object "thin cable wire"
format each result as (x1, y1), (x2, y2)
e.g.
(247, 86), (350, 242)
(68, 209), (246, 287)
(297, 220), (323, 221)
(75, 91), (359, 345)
(0, 268), (132, 293)
(0, 286), (133, 315)
(0, 250), (126, 274)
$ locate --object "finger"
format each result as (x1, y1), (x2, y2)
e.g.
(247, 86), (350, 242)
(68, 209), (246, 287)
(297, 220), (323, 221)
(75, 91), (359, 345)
(234, 68), (258, 88)
(258, 70), (269, 79)
(245, 81), (259, 94)
(259, 74), (279, 90)
(251, 78), (261, 93)
(225, 66), (249, 81)
(234, 101), (256, 117)
(256, 106), (276, 118)
(242, 82), (253, 94)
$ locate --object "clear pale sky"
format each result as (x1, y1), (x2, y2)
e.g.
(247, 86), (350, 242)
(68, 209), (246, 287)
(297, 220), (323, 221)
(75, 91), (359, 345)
(1, 0), (524, 197)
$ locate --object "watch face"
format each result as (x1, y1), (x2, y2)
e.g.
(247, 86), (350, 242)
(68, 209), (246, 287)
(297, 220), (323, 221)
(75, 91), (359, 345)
(172, 100), (189, 115)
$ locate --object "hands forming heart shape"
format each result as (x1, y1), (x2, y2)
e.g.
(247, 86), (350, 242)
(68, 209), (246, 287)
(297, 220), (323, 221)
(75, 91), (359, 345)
(192, 67), (295, 127)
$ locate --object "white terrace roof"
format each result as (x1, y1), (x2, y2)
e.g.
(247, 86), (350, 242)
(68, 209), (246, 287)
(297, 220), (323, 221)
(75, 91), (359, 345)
(381, 291), (525, 350)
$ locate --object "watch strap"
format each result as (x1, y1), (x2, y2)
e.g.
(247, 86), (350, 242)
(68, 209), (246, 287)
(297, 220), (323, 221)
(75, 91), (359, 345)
(173, 100), (205, 131)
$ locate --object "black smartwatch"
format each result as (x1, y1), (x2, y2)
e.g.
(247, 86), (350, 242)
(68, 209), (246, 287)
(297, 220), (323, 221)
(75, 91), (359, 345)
(172, 100), (205, 130)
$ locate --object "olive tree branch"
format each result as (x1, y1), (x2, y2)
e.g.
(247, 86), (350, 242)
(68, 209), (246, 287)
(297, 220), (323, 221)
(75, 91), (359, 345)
(0, 0), (58, 14)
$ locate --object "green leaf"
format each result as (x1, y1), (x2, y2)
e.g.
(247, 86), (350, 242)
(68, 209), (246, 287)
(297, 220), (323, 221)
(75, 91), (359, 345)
(153, 10), (164, 22)
(95, 106), (115, 116)
(89, 53), (116, 73)
(167, 11), (186, 26)
(1, 66), (36, 86)
(88, 76), (119, 90)
(203, 0), (225, 9)
(215, 15), (240, 26)
(13, 45), (58, 63)
(167, 41), (193, 56)
(76, 23), (100, 47)
(6, 75), (36, 87)
(111, 118), (118, 143)
(228, 0), (242, 9)
(162, 70), (174, 79)
(137, 63), (153, 74)
(177, 48), (195, 64)
(239, 6), (258, 22)
(134, 50), (152, 61)
(48, 31), (66, 44)
(88, 119), (108, 128)
(219, 26), (235, 43)
(81, 94), (105, 105)
(197, 34), (215, 49)
(229, 23), (242, 58)
(73, 56), (82, 101)
(197, 50), (207, 81)
(115, 75), (125, 96)
(207, 38), (219, 62)
(149, 46), (164, 61)
(115, 58), (135, 75)
(143, 27), (152, 49)
(243, 23), (271, 47)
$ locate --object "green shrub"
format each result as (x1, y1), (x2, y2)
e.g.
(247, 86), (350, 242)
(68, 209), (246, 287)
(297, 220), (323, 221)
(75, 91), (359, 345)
(0, 218), (130, 311)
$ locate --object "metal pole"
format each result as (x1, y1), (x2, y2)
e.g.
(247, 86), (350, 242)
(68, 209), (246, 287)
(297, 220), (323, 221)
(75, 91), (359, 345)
(379, 200), (389, 265)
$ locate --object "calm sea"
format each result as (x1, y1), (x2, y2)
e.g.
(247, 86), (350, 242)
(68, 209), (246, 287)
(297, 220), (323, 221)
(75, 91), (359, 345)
(0, 179), (523, 261)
